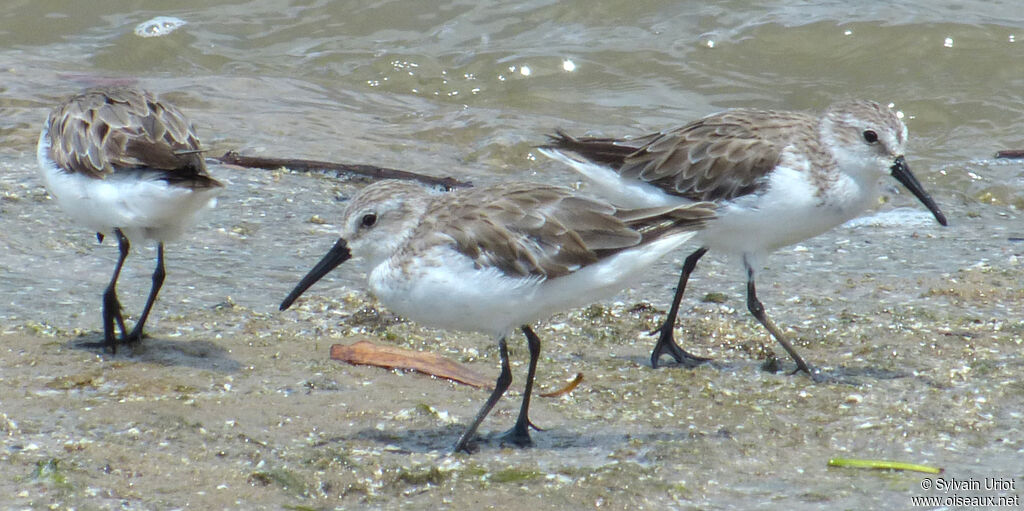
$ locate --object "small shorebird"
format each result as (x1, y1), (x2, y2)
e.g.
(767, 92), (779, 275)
(280, 180), (714, 452)
(36, 87), (223, 352)
(539, 100), (947, 374)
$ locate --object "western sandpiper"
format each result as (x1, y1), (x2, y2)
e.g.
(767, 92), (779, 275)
(36, 87), (223, 352)
(539, 100), (947, 374)
(279, 180), (715, 452)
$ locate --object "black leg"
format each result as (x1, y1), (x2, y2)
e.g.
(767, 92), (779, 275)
(650, 247), (710, 368)
(453, 336), (513, 453)
(124, 242), (165, 344)
(101, 229), (130, 353)
(743, 257), (811, 375)
(500, 325), (543, 447)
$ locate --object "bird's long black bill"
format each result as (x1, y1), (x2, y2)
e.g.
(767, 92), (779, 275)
(280, 238), (352, 311)
(890, 156), (948, 226)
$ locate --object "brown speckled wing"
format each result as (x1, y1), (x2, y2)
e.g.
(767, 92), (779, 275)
(548, 110), (820, 202)
(421, 183), (714, 278)
(46, 87), (220, 189)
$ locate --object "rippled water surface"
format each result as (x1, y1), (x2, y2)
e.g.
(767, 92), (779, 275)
(1, 1), (1022, 509)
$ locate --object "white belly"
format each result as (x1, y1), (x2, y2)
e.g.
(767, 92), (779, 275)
(37, 129), (221, 242)
(368, 231), (697, 337)
(698, 166), (876, 258)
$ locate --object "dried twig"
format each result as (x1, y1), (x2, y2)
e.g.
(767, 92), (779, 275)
(330, 340), (492, 388)
(212, 151), (472, 190)
(539, 373), (583, 397)
(995, 150), (1024, 159)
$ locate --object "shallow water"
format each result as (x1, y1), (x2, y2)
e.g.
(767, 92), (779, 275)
(1, 1), (1022, 509)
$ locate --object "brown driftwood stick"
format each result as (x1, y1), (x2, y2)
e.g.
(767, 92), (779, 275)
(330, 340), (492, 388)
(212, 151), (472, 190)
(329, 339), (584, 396)
(995, 150), (1024, 159)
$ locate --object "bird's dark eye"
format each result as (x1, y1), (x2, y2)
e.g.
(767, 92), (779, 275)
(360, 213), (377, 228)
(862, 130), (879, 144)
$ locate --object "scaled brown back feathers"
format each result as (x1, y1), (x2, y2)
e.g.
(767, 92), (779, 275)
(45, 87), (221, 189)
(408, 183), (714, 279)
(545, 109), (824, 202)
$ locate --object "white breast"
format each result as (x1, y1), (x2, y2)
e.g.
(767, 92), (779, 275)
(368, 231), (698, 337)
(698, 165), (876, 257)
(36, 128), (221, 242)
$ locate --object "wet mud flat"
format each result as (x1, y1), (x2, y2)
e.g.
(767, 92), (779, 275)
(3, 0), (1024, 507)
(1, 246), (1022, 510)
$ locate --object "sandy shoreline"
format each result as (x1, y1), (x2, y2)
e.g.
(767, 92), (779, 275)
(2, 264), (1021, 509)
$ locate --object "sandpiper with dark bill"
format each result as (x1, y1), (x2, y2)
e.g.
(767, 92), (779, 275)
(539, 100), (947, 374)
(36, 87), (224, 352)
(280, 180), (715, 453)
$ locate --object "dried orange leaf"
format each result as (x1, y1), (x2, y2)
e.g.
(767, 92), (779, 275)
(540, 373), (583, 398)
(329, 340), (492, 388)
